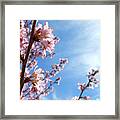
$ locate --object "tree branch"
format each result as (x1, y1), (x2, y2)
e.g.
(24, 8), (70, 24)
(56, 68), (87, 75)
(78, 69), (99, 100)
(78, 81), (90, 100)
(20, 20), (36, 95)
(20, 54), (24, 63)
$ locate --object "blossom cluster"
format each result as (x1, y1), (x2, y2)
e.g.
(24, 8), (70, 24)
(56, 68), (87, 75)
(72, 68), (99, 100)
(72, 96), (90, 100)
(30, 21), (59, 60)
(20, 20), (68, 100)
(20, 20), (30, 61)
(21, 58), (68, 100)
(20, 20), (59, 63)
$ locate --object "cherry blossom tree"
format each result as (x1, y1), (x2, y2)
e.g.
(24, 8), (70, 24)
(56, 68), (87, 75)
(20, 20), (99, 100)
(20, 20), (68, 100)
(72, 69), (99, 100)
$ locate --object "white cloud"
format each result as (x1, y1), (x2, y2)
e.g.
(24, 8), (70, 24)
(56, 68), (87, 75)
(52, 91), (59, 100)
(65, 52), (100, 75)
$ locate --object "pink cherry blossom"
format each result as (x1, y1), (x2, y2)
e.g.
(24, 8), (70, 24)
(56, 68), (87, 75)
(73, 68), (99, 100)
(20, 20), (68, 100)
(72, 96), (79, 100)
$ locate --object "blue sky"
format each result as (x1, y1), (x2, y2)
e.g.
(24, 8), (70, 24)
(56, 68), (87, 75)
(37, 20), (100, 100)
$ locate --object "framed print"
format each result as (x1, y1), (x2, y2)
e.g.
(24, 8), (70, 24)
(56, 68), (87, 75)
(0, 0), (119, 119)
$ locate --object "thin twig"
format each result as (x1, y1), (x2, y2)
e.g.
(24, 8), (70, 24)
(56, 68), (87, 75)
(34, 81), (56, 99)
(78, 81), (90, 100)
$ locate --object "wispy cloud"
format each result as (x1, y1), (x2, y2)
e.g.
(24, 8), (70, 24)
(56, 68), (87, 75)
(37, 20), (100, 100)
(52, 91), (59, 100)
(70, 53), (100, 68)
(63, 21), (100, 74)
